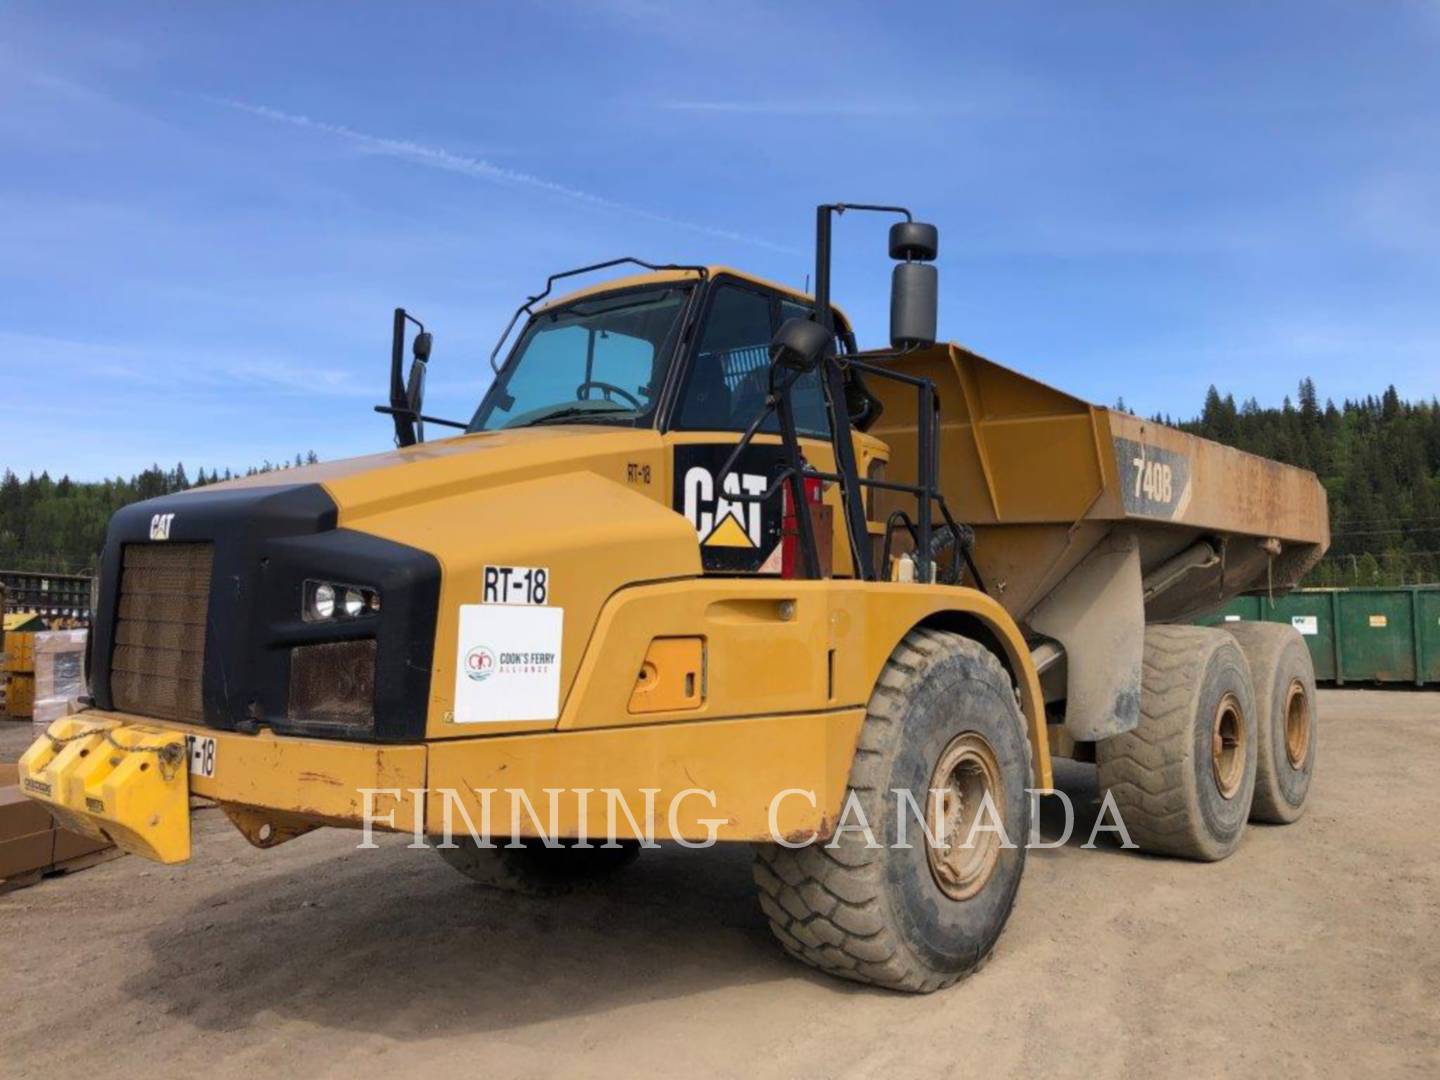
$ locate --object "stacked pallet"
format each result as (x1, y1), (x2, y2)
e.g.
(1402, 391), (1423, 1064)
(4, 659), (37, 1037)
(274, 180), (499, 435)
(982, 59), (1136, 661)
(3, 631), (36, 719)
(3, 630), (86, 727)
(0, 763), (120, 892)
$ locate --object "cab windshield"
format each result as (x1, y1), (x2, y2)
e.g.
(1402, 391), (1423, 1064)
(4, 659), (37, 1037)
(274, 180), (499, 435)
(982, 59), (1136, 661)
(468, 285), (691, 431)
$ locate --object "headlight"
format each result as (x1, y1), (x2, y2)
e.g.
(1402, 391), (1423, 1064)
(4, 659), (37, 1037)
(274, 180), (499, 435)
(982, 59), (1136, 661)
(304, 579), (378, 622)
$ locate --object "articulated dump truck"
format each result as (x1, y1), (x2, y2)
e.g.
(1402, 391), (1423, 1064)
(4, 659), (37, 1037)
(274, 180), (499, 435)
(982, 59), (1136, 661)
(20, 204), (1327, 992)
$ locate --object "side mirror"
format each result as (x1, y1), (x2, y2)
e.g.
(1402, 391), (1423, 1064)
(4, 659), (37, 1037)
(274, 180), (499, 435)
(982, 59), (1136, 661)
(770, 316), (832, 375)
(405, 355), (427, 414)
(388, 308), (430, 447)
(889, 221), (939, 350)
(405, 332), (429, 441)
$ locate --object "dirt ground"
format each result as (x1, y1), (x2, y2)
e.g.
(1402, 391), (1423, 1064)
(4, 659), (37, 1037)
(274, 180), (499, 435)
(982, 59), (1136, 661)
(2, 689), (1438, 1080)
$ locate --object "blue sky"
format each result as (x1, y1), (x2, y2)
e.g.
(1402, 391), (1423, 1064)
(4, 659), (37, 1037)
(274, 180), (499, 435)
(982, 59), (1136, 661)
(2, 1), (1438, 480)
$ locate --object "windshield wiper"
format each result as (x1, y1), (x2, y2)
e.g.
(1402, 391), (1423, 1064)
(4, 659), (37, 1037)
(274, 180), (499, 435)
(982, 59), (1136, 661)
(516, 404), (632, 427)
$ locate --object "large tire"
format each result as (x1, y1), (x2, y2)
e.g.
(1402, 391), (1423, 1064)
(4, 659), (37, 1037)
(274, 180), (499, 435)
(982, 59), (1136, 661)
(753, 629), (1032, 993)
(1222, 622), (1317, 823)
(1097, 625), (1257, 861)
(436, 838), (640, 895)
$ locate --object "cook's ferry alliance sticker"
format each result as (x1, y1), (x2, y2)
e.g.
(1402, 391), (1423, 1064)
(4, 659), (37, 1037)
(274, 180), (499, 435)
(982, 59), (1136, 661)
(453, 604), (563, 722)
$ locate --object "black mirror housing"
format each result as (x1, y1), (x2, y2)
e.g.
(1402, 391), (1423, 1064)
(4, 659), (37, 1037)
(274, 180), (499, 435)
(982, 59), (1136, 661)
(770, 316), (832, 375)
(891, 262), (937, 349)
(888, 221), (939, 262)
(889, 219), (939, 350)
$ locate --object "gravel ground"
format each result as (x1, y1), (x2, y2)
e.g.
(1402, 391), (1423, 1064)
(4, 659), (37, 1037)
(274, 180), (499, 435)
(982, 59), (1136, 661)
(3, 689), (1438, 1079)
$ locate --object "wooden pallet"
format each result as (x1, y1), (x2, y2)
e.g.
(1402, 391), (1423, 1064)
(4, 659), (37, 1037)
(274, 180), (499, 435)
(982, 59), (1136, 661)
(0, 845), (125, 895)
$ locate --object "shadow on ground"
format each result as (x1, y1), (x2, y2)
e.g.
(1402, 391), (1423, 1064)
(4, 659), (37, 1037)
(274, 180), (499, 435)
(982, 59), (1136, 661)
(121, 756), (1121, 1039)
(1032, 757), (1136, 857)
(121, 833), (854, 1039)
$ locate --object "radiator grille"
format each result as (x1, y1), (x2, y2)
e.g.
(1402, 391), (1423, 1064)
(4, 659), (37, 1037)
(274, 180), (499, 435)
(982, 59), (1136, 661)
(110, 543), (213, 723)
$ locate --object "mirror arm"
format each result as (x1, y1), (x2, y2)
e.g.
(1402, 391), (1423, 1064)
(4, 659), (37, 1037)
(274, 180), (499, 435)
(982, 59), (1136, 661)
(373, 405), (469, 430)
(813, 203), (913, 334)
(811, 203), (935, 581)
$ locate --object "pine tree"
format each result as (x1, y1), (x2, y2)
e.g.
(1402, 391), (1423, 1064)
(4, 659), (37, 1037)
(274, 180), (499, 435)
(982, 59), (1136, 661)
(1177, 380), (1438, 584)
(0, 453), (321, 572)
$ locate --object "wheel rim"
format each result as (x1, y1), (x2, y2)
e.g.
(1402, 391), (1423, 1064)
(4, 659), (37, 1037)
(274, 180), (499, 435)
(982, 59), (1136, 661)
(925, 732), (1006, 901)
(1283, 679), (1311, 768)
(1210, 692), (1246, 800)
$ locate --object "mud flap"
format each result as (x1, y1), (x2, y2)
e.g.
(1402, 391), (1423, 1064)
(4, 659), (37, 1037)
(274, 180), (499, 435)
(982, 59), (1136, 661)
(16, 717), (192, 864)
(1028, 533), (1144, 741)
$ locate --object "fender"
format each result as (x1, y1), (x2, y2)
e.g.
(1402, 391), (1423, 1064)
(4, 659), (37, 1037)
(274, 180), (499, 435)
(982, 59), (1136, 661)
(550, 577), (1053, 790)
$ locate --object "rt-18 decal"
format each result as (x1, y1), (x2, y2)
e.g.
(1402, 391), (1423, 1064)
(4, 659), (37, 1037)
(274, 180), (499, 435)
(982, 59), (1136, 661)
(483, 564), (550, 606)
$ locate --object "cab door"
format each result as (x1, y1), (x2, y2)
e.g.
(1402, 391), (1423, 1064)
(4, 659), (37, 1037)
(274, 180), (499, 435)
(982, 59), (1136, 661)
(663, 277), (851, 576)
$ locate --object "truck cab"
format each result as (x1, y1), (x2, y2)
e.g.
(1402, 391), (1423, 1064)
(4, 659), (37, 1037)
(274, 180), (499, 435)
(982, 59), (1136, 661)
(470, 266), (886, 579)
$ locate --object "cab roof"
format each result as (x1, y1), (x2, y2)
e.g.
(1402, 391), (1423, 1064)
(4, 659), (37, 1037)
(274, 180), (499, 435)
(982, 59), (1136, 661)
(537, 265), (855, 336)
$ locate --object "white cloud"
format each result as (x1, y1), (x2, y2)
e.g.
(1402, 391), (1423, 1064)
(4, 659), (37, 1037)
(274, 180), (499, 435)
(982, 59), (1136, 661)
(659, 99), (943, 118)
(217, 99), (799, 255)
(0, 331), (367, 399)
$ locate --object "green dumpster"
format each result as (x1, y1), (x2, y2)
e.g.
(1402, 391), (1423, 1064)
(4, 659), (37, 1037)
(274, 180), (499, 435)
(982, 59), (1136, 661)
(1195, 586), (1440, 687)
(1421, 591), (1440, 686)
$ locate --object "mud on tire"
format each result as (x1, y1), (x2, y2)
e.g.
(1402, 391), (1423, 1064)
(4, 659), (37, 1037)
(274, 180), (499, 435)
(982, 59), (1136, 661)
(752, 628), (1032, 993)
(1096, 625), (1257, 861)
(1222, 621), (1317, 824)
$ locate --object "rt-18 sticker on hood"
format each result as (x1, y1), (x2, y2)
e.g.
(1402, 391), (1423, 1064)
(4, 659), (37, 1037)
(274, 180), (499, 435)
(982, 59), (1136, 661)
(483, 564), (549, 605)
(453, 604), (563, 723)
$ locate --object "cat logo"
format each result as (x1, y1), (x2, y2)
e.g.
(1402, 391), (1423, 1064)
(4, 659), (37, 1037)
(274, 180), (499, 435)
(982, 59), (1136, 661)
(673, 444), (786, 573)
(149, 512), (176, 541)
(684, 467), (766, 549)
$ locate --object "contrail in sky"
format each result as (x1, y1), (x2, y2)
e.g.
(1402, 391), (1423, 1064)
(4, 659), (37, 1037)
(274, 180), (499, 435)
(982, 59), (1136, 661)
(219, 99), (799, 255)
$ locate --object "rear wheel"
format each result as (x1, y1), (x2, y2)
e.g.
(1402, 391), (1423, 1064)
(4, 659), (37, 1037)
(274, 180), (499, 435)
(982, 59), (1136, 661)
(1222, 622), (1317, 823)
(753, 629), (1032, 993)
(437, 838), (641, 895)
(1096, 625), (1257, 861)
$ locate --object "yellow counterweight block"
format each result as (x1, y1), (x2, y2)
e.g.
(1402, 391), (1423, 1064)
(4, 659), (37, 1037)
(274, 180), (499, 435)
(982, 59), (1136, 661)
(17, 717), (192, 863)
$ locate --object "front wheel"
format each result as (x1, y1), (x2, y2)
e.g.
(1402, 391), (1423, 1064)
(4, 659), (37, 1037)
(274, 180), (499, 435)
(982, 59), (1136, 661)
(753, 628), (1032, 993)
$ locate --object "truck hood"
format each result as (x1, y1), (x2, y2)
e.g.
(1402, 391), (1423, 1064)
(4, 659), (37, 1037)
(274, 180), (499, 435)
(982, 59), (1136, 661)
(204, 425), (666, 525)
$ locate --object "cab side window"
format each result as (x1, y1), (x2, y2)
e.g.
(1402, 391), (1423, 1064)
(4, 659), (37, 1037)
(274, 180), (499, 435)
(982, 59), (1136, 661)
(779, 299), (832, 437)
(675, 284), (770, 431)
(675, 283), (832, 438)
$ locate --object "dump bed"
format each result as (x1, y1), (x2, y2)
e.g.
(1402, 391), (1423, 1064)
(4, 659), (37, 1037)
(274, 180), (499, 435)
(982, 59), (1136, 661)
(865, 343), (1330, 624)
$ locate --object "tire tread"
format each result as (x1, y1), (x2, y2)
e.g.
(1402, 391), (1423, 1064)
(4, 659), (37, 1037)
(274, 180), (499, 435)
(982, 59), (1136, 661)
(1097, 625), (1244, 859)
(752, 630), (1029, 992)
